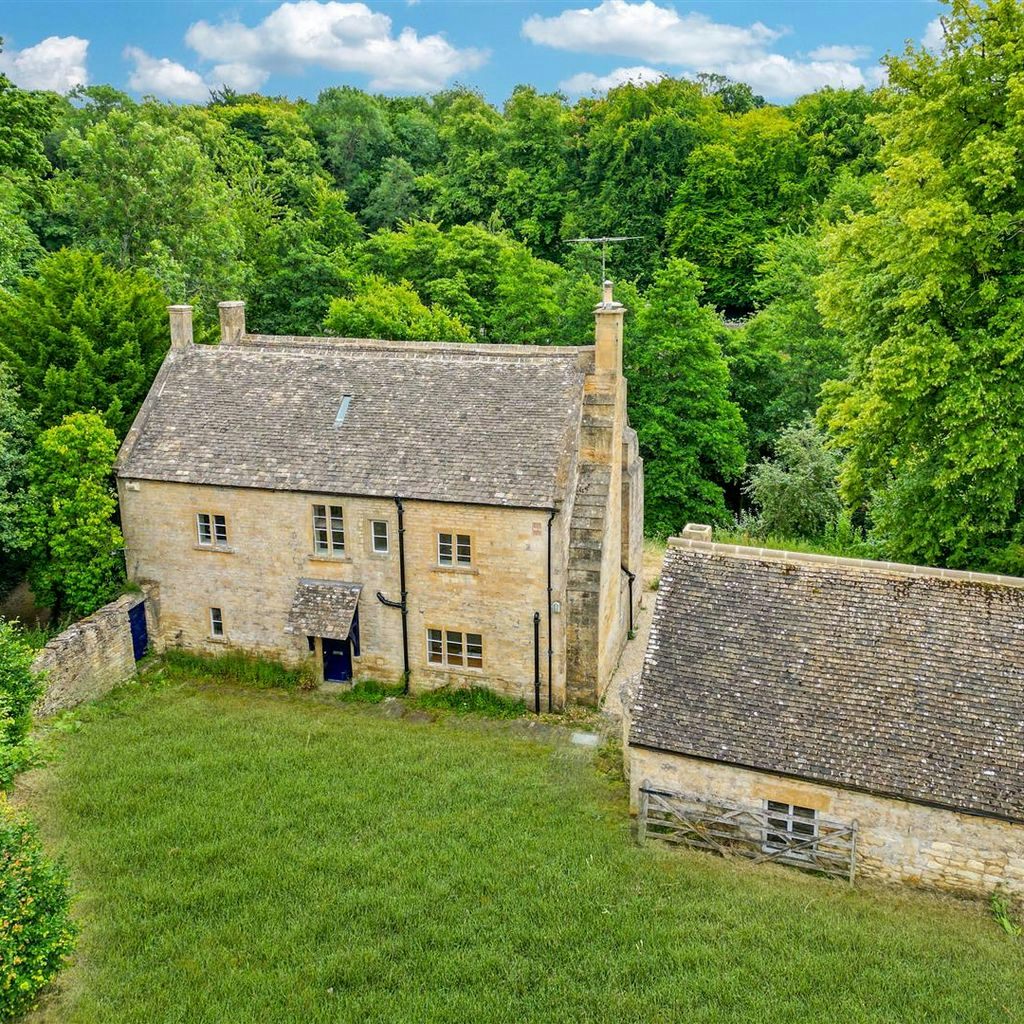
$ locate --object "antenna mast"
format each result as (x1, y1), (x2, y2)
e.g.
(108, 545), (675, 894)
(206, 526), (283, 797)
(566, 235), (641, 280)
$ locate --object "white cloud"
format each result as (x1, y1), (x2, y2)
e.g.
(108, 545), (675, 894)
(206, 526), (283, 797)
(207, 62), (271, 92)
(560, 65), (665, 95)
(808, 44), (870, 62)
(524, 1), (883, 100)
(721, 55), (868, 96)
(0, 35), (88, 92)
(125, 47), (209, 102)
(922, 16), (945, 52)
(184, 0), (487, 92)
(523, 1), (780, 65)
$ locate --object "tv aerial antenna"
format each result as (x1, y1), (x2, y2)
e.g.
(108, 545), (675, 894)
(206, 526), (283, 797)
(567, 235), (642, 280)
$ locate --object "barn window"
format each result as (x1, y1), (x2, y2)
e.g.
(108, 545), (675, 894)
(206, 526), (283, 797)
(313, 504), (345, 555)
(764, 801), (818, 855)
(209, 607), (224, 637)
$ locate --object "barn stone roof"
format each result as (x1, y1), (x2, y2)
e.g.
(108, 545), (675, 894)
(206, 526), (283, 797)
(117, 336), (588, 509)
(630, 537), (1024, 822)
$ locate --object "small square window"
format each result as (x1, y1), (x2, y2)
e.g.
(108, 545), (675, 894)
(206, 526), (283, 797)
(438, 532), (453, 565)
(210, 607), (224, 637)
(764, 801), (818, 854)
(197, 513), (212, 545)
(372, 520), (390, 553)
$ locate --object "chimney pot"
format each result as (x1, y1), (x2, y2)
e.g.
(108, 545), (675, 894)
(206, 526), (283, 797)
(168, 305), (193, 350)
(218, 300), (246, 346)
(603, 279), (614, 304)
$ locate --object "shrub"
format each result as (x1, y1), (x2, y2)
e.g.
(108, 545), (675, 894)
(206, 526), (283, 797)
(335, 679), (406, 704)
(161, 649), (317, 691)
(412, 686), (527, 719)
(0, 620), (44, 790)
(0, 798), (77, 1019)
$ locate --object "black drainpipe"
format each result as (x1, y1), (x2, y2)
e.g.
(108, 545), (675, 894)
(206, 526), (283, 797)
(547, 508), (556, 713)
(375, 495), (410, 693)
(533, 611), (541, 714)
(621, 565), (636, 635)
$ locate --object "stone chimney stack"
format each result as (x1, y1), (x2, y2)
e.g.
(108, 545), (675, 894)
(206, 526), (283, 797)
(594, 280), (625, 375)
(168, 305), (193, 351)
(218, 300), (246, 346)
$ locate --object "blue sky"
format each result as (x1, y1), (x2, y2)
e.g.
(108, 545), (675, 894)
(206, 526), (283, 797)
(1, 1), (945, 103)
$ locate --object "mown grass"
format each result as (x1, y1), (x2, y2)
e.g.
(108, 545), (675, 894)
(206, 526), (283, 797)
(26, 680), (1024, 1024)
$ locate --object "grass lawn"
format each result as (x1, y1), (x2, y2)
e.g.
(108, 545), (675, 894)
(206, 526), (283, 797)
(21, 676), (1023, 1023)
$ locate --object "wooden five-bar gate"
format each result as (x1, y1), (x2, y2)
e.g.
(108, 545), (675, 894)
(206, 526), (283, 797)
(638, 784), (858, 882)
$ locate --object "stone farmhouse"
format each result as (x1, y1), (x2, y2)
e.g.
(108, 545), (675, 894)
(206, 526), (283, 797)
(115, 286), (644, 707)
(629, 526), (1024, 897)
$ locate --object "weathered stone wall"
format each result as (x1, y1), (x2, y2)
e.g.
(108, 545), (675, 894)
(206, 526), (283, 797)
(32, 593), (150, 716)
(119, 480), (566, 705)
(629, 747), (1024, 899)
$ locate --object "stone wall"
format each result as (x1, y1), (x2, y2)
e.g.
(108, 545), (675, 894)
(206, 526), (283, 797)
(629, 746), (1024, 899)
(119, 479), (567, 705)
(33, 593), (150, 716)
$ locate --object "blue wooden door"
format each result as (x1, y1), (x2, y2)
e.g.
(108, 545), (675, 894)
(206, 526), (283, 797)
(322, 637), (352, 682)
(128, 602), (148, 661)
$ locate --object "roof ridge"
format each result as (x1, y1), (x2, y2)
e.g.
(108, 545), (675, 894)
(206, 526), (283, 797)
(237, 333), (592, 360)
(666, 536), (1024, 590)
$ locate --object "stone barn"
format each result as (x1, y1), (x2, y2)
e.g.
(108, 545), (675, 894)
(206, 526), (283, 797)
(115, 285), (643, 707)
(629, 526), (1024, 897)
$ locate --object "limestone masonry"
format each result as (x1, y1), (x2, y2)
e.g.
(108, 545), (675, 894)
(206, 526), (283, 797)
(116, 285), (644, 706)
(629, 528), (1024, 898)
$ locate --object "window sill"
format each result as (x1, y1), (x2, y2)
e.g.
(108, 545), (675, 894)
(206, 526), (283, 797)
(208, 635), (229, 644)
(432, 565), (478, 576)
(307, 553), (352, 564)
(426, 663), (484, 673)
(194, 545), (235, 554)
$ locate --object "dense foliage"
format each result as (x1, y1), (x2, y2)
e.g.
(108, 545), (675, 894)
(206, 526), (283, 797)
(0, 798), (77, 1020)
(0, 0), (1021, 594)
(19, 413), (124, 620)
(0, 619), (41, 788)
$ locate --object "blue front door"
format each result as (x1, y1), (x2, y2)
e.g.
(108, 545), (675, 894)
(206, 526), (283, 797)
(322, 637), (352, 682)
(128, 602), (148, 661)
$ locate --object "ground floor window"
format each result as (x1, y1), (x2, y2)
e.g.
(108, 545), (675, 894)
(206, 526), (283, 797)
(764, 801), (817, 854)
(210, 607), (224, 637)
(427, 628), (483, 669)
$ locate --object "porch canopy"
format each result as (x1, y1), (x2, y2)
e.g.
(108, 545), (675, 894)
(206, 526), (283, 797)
(287, 579), (362, 639)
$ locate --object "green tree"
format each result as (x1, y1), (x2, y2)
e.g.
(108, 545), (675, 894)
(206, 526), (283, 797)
(0, 249), (168, 437)
(57, 108), (245, 312)
(744, 418), (842, 538)
(324, 277), (471, 343)
(20, 413), (124, 620)
(727, 230), (847, 459)
(818, 0), (1024, 572)
(0, 620), (42, 788)
(626, 259), (746, 534)
(361, 156), (423, 231)
(666, 106), (809, 312)
(0, 366), (33, 597)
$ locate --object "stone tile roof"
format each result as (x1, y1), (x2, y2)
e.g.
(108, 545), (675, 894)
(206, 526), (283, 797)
(630, 541), (1024, 822)
(287, 579), (362, 638)
(117, 337), (588, 509)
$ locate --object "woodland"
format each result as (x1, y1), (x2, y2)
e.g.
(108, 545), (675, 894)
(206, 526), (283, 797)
(2, 0), (1024, 620)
